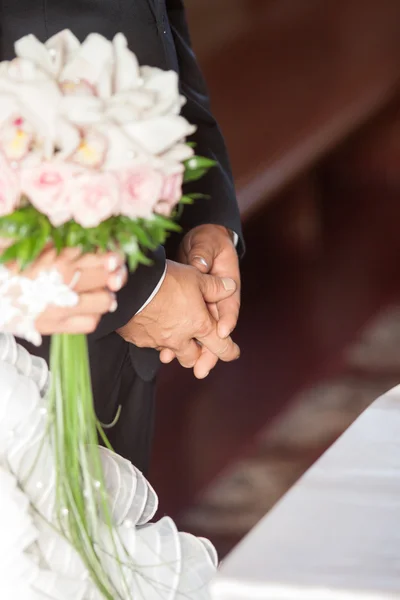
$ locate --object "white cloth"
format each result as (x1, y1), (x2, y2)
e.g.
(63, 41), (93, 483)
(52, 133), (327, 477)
(0, 332), (217, 598)
(212, 387), (400, 599)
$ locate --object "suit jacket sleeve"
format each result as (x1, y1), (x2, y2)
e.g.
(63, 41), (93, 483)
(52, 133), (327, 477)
(165, 0), (245, 257)
(91, 246), (166, 339)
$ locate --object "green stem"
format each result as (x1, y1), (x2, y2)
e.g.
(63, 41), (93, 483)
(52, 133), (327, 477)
(49, 333), (126, 600)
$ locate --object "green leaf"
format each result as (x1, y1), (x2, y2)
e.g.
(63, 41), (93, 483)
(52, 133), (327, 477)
(0, 209), (31, 226)
(0, 209), (36, 238)
(151, 215), (181, 232)
(125, 221), (157, 249)
(186, 192), (210, 200)
(136, 249), (153, 266)
(143, 223), (164, 247)
(174, 203), (184, 221)
(65, 223), (85, 247)
(127, 253), (139, 271)
(30, 219), (51, 264)
(52, 228), (64, 254)
(180, 195), (194, 205)
(86, 219), (114, 251)
(106, 238), (119, 252)
(183, 168), (208, 183)
(116, 231), (139, 257)
(183, 155), (216, 183)
(184, 155), (217, 170)
(0, 236), (37, 269)
(0, 241), (19, 264)
(89, 230), (107, 252)
(18, 236), (38, 269)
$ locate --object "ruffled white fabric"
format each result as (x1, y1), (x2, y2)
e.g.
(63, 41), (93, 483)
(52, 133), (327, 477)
(0, 333), (217, 599)
(0, 265), (78, 346)
(0, 468), (42, 600)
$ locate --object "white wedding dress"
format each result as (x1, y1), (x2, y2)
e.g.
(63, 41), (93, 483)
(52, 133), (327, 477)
(0, 265), (217, 599)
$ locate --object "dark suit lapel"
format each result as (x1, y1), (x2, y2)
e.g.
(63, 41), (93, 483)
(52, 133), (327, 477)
(145, 0), (157, 17)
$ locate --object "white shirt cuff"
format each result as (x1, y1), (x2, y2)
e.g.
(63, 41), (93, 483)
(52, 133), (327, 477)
(135, 263), (168, 315)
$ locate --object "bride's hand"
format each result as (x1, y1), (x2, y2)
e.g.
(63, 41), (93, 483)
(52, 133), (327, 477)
(9, 247), (127, 335)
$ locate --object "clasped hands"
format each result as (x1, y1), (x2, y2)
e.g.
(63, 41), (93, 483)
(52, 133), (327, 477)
(117, 224), (241, 379)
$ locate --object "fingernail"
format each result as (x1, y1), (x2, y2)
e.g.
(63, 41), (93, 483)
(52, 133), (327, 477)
(110, 295), (118, 313)
(198, 371), (209, 379)
(193, 256), (209, 269)
(107, 255), (120, 272)
(113, 266), (127, 290)
(222, 277), (236, 291)
(219, 325), (231, 339)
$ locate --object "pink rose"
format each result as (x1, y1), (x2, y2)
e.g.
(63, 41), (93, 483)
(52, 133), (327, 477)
(69, 172), (119, 228)
(0, 153), (20, 217)
(118, 166), (163, 219)
(155, 172), (183, 216)
(21, 162), (80, 225)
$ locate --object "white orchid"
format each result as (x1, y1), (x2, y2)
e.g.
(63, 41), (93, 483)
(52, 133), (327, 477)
(140, 66), (184, 117)
(0, 59), (62, 159)
(0, 29), (198, 225)
(111, 32), (141, 94)
(123, 115), (195, 155)
(1, 30), (195, 172)
(15, 30), (80, 78)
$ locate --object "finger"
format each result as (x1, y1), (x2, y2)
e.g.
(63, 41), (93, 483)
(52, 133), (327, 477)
(216, 295), (241, 339)
(193, 347), (219, 379)
(71, 254), (125, 293)
(38, 315), (101, 335)
(199, 273), (236, 304)
(58, 315), (101, 334)
(197, 323), (240, 362)
(70, 290), (117, 316)
(37, 291), (116, 331)
(74, 251), (124, 273)
(175, 339), (202, 368)
(70, 267), (108, 292)
(27, 248), (125, 292)
(71, 263), (127, 294)
(47, 247), (82, 264)
(17, 247), (79, 277)
(159, 348), (176, 364)
(107, 265), (128, 292)
(207, 302), (219, 321)
(189, 253), (211, 273)
(181, 232), (214, 273)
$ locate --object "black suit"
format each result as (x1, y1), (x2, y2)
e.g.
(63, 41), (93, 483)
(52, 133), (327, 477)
(2, 0), (243, 472)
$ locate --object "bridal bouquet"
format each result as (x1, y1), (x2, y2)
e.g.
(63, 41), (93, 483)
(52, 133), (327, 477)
(0, 30), (215, 598)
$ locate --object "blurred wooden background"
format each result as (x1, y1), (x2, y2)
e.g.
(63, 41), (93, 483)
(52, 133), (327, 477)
(151, 0), (400, 539)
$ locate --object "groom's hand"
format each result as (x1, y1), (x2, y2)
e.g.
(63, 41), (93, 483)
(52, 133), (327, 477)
(117, 260), (240, 376)
(179, 224), (241, 338)
(160, 224), (241, 377)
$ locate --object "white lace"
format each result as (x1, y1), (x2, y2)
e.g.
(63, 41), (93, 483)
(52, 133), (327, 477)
(0, 266), (78, 346)
(0, 334), (217, 599)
